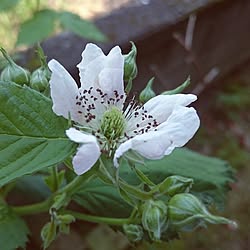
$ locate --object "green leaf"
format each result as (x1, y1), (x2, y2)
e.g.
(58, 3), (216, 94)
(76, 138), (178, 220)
(59, 11), (107, 42)
(16, 9), (57, 46)
(15, 175), (51, 201)
(73, 179), (132, 217)
(0, 0), (19, 12)
(0, 81), (76, 187)
(74, 148), (234, 216)
(0, 205), (30, 250)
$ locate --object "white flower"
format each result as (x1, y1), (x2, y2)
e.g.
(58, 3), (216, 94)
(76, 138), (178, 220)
(48, 43), (200, 175)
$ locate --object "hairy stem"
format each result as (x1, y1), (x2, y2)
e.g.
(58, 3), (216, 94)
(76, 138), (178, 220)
(65, 210), (138, 226)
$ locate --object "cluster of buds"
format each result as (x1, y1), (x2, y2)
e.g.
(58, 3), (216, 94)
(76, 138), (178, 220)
(123, 175), (237, 243)
(0, 46), (50, 94)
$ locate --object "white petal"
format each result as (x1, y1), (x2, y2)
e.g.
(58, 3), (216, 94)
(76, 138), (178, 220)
(77, 43), (106, 89)
(77, 44), (125, 100)
(143, 94), (197, 123)
(114, 131), (171, 167)
(66, 127), (101, 175)
(66, 127), (97, 144)
(115, 106), (200, 166)
(157, 106), (200, 154)
(126, 94), (197, 134)
(105, 46), (125, 97)
(78, 43), (104, 68)
(48, 59), (80, 123)
(98, 68), (125, 103)
(72, 143), (101, 175)
(106, 46), (124, 69)
(113, 140), (132, 167)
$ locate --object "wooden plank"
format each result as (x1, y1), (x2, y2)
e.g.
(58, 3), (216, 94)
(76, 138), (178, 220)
(39, 0), (250, 94)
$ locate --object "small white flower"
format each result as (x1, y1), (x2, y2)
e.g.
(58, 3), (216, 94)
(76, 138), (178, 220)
(48, 43), (200, 175)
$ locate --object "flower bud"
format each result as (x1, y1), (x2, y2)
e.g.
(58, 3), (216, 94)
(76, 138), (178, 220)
(139, 77), (156, 103)
(123, 224), (143, 242)
(30, 67), (49, 92)
(142, 200), (168, 240)
(168, 193), (238, 232)
(156, 175), (193, 196)
(57, 214), (75, 224)
(124, 42), (137, 82)
(0, 47), (30, 85)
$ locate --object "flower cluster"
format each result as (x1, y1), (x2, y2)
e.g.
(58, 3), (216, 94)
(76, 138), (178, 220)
(48, 44), (200, 175)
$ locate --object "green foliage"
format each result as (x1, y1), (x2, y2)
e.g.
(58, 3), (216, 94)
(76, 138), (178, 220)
(216, 135), (250, 169)
(0, 0), (19, 12)
(59, 11), (107, 42)
(0, 1), (107, 50)
(17, 9), (57, 46)
(74, 178), (132, 217)
(16, 9), (107, 46)
(74, 148), (234, 217)
(0, 204), (29, 250)
(0, 81), (76, 187)
(217, 83), (250, 110)
(15, 175), (51, 201)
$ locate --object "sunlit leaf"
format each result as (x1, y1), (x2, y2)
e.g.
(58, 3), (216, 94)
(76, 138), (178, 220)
(59, 11), (107, 42)
(0, 0), (19, 12)
(16, 9), (57, 46)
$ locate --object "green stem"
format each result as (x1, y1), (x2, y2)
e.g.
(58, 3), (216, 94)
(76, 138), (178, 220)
(65, 210), (138, 226)
(12, 168), (96, 216)
(51, 166), (59, 192)
(12, 198), (52, 216)
(119, 179), (152, 200)
(59, 168), (96, 197)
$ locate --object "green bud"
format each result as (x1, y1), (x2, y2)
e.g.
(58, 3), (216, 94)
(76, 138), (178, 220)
(57, 214), (75, 224)
(155, 175), (193, 197)
(168, 193), (238, 232)
(139, 77), (156, 103)
(0, 47), (30, 85)
(30, 67), (49, 92)
(36, 44), (51, 80)
(57, 214), (75, 234)
(123, 224), (143, 242)
(41, 221), (57, 249)
(161, 76), (190, 95)
(124, 41), (137, 82)
(142, 200), (168, 240)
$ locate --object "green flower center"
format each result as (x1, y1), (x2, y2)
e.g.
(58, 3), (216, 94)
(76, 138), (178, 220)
(100, 107), (125, 141)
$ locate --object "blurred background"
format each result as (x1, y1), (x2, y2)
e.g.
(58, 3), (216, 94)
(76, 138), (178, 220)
(0, 0), (250, 249)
